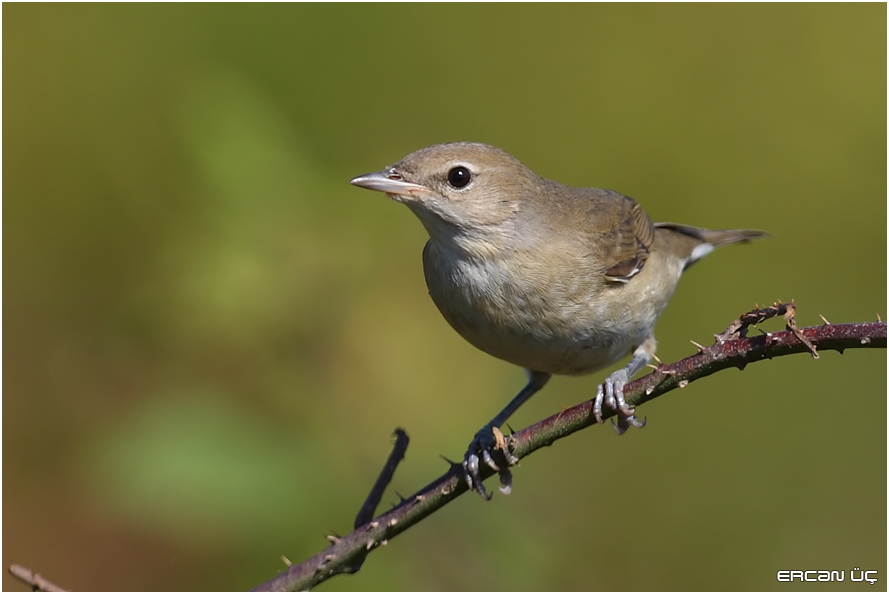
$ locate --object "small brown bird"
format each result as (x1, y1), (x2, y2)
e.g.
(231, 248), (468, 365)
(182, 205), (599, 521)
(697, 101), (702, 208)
(351, 142), (766, 499)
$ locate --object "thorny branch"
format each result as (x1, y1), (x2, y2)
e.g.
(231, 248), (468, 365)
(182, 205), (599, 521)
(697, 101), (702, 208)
(9, 305), (884, 593)
(252, 305), (886, 592)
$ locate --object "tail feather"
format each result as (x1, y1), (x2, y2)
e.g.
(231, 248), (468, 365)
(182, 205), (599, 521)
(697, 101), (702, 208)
(655, 223), (769, 246)
(655, 223), (769, 268)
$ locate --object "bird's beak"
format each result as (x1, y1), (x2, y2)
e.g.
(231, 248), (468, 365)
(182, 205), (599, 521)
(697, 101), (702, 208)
(350, 170), (426, 200)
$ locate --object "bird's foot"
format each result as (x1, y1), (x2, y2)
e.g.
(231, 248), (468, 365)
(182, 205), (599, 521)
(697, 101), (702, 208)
(593, 368), (647, 435)
(462, 425), (516, 500)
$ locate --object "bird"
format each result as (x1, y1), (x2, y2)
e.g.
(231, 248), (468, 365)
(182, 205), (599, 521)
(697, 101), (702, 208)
(350, 142), (767, 499)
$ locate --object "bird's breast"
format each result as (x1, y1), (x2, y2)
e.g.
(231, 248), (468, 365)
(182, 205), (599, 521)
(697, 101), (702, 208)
(421, 241), (669, 375)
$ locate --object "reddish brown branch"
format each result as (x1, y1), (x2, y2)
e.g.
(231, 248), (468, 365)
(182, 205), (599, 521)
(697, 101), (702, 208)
(8, 564), (66, 592)
(253, 311), (886, 592)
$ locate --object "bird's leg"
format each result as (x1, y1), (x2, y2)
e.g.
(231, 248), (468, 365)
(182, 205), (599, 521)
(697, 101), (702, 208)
(593, 336), (656, 434)
(464, 370), (551, 499)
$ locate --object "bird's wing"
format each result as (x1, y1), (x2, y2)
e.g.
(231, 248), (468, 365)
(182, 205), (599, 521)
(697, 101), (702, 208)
(601, 195), (655, 283)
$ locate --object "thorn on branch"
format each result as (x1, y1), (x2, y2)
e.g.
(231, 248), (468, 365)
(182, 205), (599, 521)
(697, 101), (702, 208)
(314, 554), (337, 576)
(440, 454), (463, 473)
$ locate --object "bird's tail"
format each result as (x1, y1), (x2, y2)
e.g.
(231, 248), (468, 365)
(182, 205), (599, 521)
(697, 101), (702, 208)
(655, 223), (769, 268)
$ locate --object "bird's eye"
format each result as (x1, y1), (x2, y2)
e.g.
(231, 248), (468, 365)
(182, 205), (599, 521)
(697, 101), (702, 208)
(447, 166), (472, 189)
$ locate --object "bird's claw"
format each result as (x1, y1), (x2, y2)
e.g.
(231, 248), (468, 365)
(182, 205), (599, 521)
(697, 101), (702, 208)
(593, 369), (647, 434)
(462, 425), (516, 499)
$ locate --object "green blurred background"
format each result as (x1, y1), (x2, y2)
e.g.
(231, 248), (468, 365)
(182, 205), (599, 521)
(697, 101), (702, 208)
(4, 4), (886, 591)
